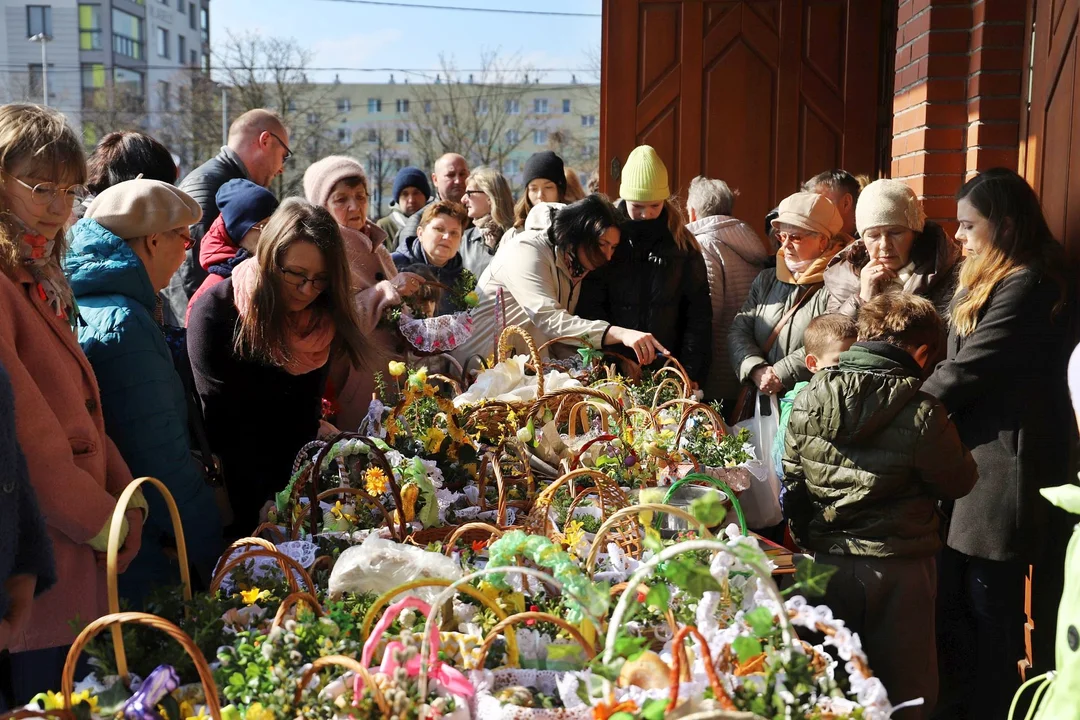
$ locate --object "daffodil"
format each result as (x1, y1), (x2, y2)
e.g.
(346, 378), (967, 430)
(364, 466), (389, 496)
(423, 427), (446, 454)
(239, 587), (267, 605)
(31, 689), (98, 712)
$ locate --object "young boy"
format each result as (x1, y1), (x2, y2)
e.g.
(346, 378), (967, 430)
(781, 294), (977, 718)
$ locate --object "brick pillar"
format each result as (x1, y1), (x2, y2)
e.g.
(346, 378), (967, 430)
(891, 0), (1028, 235)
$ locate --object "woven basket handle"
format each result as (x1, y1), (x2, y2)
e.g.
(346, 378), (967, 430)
(208, 547), (315, 595)
(497, 325), (545, 397)
(271, 591), (324, 631)
(475, 611), (597, 669)
(293, 654), (389, 717)
(584, 503), (713, 575)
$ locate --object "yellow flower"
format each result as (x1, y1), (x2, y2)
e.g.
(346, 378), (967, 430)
(388, 360), (406, 377)
(330, 501), (356, 523)
(239, 587), (264, 605)
(415, 366), (428, 383)
(463, 291), (479, 307)
(364, 466), (389, 496)
(33, 689), (98, 712)
(185, 706), (210, 720)
(246, 702), (275, 720)
(423, 427), (446, 453)
(563, 519), (586, 550)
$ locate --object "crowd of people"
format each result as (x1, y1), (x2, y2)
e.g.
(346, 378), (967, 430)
(0, 101), (1076, 720)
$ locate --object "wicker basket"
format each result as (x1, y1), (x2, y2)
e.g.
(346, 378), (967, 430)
(524, 468), (637, 551)
(457, 325), (544, 443)
(583, 503), (715, 575)
(208, 546), (316, 596)
(474, 611), (598, 669)
(293, 654), (390, 716)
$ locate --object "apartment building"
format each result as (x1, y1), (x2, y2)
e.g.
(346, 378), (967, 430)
(0, 0), (210, 142)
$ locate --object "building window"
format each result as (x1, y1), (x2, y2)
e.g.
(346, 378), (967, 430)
(287, 99), (296, 112)
(202, 52), (209, 71)
(581, 114), (596, 127)
(200, 6), (209, 44)
(533, 98), (548, 114)
(534, 129), (548, 145)
(476, 99), (489, 115)
(188, 2), (196, 29)
(307, 112), (318, 125)
(338, 128), (352, 145)
(367, 129), (377, 142)
(367, 98), (382, 113)
(423, 100), (431, 113)
(396, 128), (410, 143)
(157, 27), (169, 58)
(113, 67), (145, 111)
(191, 49), (198, 66)
(506, 129), (520, 144)
(112, 8), (144, 59)
(505, 99), (520, 115)
(81, 63), (105, 107)
(563, 98), (571, 113)
(27, 6), (52, 38)
(337, 98), (351, 112)
(442, 115), (452, 127)
(178, 34), (186, 62)
(78, 5), (102, 50)
(177, 0), (184, 12)
(395, 98), (409, 113)
(158, 80), (170, 110)
(504, 158), (520, 175)
(479, 129), (489, 144)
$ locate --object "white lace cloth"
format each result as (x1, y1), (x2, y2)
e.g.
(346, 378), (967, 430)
(399, 306), (475, 352)
(216, 540), (320, 594)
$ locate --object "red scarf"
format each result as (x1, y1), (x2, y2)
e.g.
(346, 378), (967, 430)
(231, 258), (335, 376)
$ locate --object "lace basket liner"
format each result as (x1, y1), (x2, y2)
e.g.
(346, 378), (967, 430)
(399, 306), (474, 352)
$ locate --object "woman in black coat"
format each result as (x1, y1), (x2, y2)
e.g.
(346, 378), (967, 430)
(188, 199), (371, 534)
(921, 168), (1072, 719)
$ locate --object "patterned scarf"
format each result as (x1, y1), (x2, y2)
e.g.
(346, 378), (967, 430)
(18, 222), (77, 329)
(231, 258), (335, 376)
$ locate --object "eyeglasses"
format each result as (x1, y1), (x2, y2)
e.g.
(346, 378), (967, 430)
(1, 170), (87, 206)
(268, 131), (292, 161)
(279, 266), (329, 292)
(464, 189), (486, 197)
(249, 220), (268, 233)
(777, 230), (818, 245)
(169, 227), (195, 250)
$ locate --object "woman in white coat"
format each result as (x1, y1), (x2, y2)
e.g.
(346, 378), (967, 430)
(452, 196), (665, 366)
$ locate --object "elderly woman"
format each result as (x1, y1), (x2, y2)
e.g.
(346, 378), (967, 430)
(824, 179), (961, 323)
(451, 196), (667, 368)
(686, 175), (773, 405)
(729, 192), (846, 398)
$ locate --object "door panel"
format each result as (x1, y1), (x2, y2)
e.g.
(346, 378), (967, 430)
(601, 0), (886, 239)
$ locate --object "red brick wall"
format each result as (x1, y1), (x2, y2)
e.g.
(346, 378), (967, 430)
(892, 0), (1028, 234)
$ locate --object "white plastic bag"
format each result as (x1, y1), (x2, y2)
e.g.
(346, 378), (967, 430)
(732, 391), (782, 528)
(327, 533), (463, 604)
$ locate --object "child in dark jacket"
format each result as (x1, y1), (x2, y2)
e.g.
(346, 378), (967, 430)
(781, 293), (978, 718)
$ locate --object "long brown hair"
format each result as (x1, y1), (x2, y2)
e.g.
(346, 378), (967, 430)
(234, 198), (370, 368)
(662, 198), (700, 253)
(513, 185), (566, 230)
(0, 104), (86, 277)
(952, 168), (1067, 336)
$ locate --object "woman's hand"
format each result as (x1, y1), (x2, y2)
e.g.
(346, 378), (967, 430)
(750, 365), (784, 395)
(113, 509), (144, 574)
(859, 258), (897, 303)
(391, 272), (425, 297)
(608, 326), (668, 365)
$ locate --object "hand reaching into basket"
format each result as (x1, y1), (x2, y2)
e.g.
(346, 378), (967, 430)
(606, 327), (668, 366)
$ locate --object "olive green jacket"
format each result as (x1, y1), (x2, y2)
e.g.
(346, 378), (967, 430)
(781, 342), (978, 558)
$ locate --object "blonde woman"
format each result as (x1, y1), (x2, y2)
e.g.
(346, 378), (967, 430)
(922, 168), (1071, 720)
(576, 145), (712, 385)
(460, 166), (514, 276)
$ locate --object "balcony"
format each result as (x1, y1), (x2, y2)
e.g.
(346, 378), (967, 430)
(112, 33), (143, 60)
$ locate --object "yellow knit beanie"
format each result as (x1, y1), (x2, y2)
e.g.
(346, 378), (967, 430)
(619, 145), (670, 202)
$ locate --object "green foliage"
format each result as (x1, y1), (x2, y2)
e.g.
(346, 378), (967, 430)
(683, 426), (753, 468)
(690, 491), (728, 527)
(785, 557), (839, 599)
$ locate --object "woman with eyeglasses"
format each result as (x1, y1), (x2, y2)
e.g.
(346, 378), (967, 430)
(187, 198), (371, 534)
(185, 179), (279, 324)
(823, 179), (961, 333)
(0, 104), (145, 703)
(460, 166), (515, 277)
(65, 178), (223, 608)
(729, 192), (847, 398)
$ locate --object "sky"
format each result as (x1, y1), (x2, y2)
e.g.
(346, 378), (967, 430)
(208, 0), (603, 85)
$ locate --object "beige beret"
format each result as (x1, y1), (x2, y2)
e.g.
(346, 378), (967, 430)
(772, 192), (844, 238)
(85, 178), (202, 240)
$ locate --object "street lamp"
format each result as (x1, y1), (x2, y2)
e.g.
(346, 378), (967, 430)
(28, 32), (52, 106)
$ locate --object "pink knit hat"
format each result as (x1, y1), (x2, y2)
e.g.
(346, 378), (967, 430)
(303, 155), (367, 208)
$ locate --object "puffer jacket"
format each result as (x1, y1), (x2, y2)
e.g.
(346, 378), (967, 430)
(781, 342), (977, 558)
(450, 203), (610, 365)
(391, 235), (466, 316)
(186, 214), (244, 325)
(823, 220), (962, 320)
(576, 203), (712, 384)
(66, 220), (223, 601)
(728, 240), (844, 390)
(163, 146), (251, 326)
(688, 214), (774, 401)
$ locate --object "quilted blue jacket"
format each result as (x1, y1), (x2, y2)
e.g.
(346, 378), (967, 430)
(65, 219), (222, 604)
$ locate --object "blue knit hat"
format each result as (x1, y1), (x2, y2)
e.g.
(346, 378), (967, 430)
(391, 166), (432, 206)
(216, 179), (279, 241)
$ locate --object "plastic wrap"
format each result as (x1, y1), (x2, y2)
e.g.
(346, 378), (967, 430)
(327, 533), (464, 603)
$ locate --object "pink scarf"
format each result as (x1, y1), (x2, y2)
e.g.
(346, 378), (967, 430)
(231, 258), (335, 376)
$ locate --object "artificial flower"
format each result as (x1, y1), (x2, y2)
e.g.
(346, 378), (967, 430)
(31, 689), (98, 712)
(388, 360), (406, 377)
(364, 466), (390, 496)
(239, 587), (268, 605)
(330, 500), (356, 523)
(563, 520), (586, 551)
(471, 539), (487, 553)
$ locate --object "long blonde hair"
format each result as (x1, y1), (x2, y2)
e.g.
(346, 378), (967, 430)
(467, 167), (514, 232)
(952, 168), (1066, 336)
(663, 198), (700, 253)
(235, 198), (370, 369)
(0, 104), (86, 277)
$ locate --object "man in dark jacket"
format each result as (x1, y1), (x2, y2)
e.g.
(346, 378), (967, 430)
(782, 293), (977, 718)
(161, 109), (289, 325)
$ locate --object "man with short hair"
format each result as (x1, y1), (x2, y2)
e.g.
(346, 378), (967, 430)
(803, 169), (861, 238)
(395, 153), (470, 248)
(162, 109), (289, 325)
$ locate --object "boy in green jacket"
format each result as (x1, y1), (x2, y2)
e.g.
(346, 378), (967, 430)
(782, 293), (978, 718)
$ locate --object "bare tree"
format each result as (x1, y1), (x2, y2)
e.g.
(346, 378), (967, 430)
(157, 67), (223, 175)
(359, 125), (409, 218)
(81, 83), (149, 144)
(407, 51), (540, 173)
(214, 31), (351, 198)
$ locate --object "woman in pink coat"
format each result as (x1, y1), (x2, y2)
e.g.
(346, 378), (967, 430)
(0, 104), (145, 703)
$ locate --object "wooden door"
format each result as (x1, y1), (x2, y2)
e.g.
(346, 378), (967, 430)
(1021, 0), (1080, 265)
(601, 0), (887, 236)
